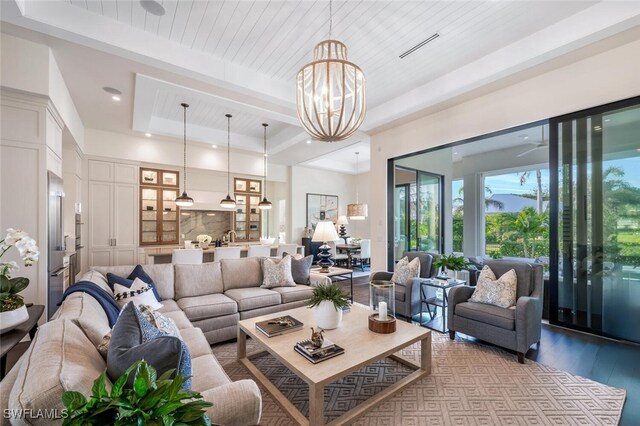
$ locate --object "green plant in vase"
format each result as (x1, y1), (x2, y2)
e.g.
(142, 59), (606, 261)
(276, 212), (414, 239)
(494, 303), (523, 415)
(308, 283), (350, 330)
(433, 254), (470, 280)
(62, 360), (212, 425)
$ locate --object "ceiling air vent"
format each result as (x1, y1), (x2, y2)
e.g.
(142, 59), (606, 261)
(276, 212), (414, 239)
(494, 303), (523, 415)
(399, 33), (440, 59)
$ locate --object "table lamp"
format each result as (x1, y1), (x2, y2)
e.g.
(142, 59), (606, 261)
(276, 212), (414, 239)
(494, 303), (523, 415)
(336, 215), (349, 243)
(312, 220), (339, 273)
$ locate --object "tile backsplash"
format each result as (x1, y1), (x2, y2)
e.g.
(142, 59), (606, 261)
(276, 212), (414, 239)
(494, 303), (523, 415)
(180, 210), (233, 241)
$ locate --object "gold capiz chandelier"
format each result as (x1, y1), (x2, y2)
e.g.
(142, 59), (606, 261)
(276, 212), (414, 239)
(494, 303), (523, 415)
(296, 39), (366, 142)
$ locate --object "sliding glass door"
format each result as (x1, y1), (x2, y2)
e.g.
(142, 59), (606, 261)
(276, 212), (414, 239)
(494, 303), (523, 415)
(550, 99), (640, 342)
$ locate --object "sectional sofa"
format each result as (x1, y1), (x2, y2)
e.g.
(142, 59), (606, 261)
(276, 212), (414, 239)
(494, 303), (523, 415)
(0, 257), (329, 426)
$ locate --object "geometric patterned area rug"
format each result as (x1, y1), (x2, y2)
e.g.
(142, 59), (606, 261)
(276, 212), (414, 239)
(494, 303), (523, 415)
(211, 332), (626, 425)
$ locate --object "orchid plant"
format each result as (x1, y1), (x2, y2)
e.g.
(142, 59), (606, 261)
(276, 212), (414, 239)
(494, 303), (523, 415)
(0, 228), (39, 312)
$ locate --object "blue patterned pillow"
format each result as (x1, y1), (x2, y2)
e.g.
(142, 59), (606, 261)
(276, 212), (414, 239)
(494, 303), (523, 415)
(107, 265), (162, 302)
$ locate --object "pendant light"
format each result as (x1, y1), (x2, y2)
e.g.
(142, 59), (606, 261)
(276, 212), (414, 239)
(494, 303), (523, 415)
(175, 103), (194, 207)
(296, 0), (366, 142)
(220, 114), (236, 209)
(347, 151), (367, 220)
(258, 123), (272, 210)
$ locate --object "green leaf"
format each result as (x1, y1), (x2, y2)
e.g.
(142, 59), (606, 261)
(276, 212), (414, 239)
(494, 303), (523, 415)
(91, 371), (108, 399)
(111, 372), (128, 398)
(62, 391), (87, 411)
(9, 277), (29, 294)
(0, 276), (10, 293)
(133, 362), (151, 397)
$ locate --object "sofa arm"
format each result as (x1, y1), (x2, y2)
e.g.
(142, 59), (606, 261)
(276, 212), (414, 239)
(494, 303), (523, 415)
(309, 272), (331, 287)
(201, 379), (262, 426)
(515, 295), (542, 353)
(447, 286), (475, 330)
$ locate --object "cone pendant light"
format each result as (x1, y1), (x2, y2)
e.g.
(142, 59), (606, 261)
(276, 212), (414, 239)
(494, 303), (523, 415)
(175, 103), (194, 207)
(220, 114), (236, 209)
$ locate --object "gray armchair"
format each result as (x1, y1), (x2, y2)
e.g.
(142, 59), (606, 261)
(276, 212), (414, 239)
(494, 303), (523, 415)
(447, 260), (544, 363)
(370, 251), (435, 319)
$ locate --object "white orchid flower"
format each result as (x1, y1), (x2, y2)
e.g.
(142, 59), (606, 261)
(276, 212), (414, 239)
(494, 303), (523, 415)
(0, 261), (19, 276)
(0, 228), (38, 268)
(4, 228), (28, 246)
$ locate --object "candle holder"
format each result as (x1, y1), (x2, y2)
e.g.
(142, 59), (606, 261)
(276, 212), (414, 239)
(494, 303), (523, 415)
(368, 280), (396, 333)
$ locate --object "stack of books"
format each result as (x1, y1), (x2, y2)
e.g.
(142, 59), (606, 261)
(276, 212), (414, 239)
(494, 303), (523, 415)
(255, 315), (303, 337)
(294, 338), (345, 364)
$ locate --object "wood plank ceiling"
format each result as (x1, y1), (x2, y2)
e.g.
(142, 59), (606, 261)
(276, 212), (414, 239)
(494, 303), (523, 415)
(67, 0), (597, 108)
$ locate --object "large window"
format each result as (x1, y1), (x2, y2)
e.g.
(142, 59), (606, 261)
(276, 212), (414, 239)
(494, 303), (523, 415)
(484, 169), (550, 259)
(452, 179), (463, 253)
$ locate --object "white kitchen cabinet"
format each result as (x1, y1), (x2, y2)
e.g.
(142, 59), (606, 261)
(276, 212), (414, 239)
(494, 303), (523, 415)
(88, 160), (138, 267)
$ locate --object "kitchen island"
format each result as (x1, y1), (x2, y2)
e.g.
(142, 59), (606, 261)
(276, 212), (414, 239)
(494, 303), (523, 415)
(145, 245), (304, 264)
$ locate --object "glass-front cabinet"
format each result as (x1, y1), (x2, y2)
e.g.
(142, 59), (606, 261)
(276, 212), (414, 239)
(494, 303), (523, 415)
(233, 178), (262, 242)
(140, 168), (180, 245)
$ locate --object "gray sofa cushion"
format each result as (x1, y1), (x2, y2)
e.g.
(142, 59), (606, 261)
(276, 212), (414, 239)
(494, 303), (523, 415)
(107, 303), (186, 387)
(225, 288), (281, 311)
(271, 285), (314, 304)
(283, 254), (314, 284)
(157, 299), (182, 313)
(455, 301), (515, 330)
(177, 294), (238, 322)
(161, 310), (193, 330)
(221, 257), (263, 290)
(175, 262), (223, 299)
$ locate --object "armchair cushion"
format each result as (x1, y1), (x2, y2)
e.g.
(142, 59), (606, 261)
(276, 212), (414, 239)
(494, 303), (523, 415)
(391, 256), (421, 285)
(484, 260), (538, 299)
(469, 265), (517, 308)
(455, 301), (515, 330)
(402, 251), (433, 278)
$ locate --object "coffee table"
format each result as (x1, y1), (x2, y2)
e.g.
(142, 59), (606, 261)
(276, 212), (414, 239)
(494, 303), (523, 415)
(238, 304), (431, 426)
(310, 266), (353, 302)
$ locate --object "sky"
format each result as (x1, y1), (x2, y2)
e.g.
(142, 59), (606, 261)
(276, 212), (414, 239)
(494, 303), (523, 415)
(451, 156), (640, 209)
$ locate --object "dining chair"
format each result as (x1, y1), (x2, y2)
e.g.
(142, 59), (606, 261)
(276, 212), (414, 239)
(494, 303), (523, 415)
(276, 244), (299, 258)
(171, 248), (203, 265)
(247, 245), (272, 258)
(352, 239), (371, 271)
(328, 240), (348, 267)
(213, 246), (242, 262)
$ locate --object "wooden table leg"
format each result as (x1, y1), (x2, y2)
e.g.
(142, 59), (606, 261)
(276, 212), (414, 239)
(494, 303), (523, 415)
(308, 382), (324, 426)
(421, 333), (432, 375)
(237, 328), (247, 361)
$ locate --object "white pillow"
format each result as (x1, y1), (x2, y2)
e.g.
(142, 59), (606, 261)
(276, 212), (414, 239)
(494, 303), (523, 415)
(391, 256), (421, 285)
(113, 277), (163, 310)
(469, 265), (517, 308)
(261, 255), (296, 288)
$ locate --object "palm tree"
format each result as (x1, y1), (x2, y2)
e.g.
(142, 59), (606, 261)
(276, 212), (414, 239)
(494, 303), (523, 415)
(519, 169), (544, 213)
(453, 186), (504, 215)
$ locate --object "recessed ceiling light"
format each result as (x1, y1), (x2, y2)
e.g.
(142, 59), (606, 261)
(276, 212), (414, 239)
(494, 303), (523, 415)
(111, 95), (121, 101)
(206, 213), (216, 217)
(604, 118), (611, 122)
(211, 145), (217, 149)
(306, 140), (312, 144)
(594, 125), (602, 131)
(103, 87), (122, 95)
(264, 154), (268, 157)
(145, 133), (152, 137)
(140, 0), (165, 16)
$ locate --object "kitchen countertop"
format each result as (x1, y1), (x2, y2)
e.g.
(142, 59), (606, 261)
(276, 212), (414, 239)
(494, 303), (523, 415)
(144, 245), (302, 257)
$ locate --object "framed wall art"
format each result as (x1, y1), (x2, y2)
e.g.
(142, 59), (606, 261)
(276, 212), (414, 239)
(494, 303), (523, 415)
(306, 193), (338, 230)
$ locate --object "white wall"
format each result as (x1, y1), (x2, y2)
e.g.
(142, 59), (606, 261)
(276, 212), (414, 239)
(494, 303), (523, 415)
(289, 166), (358, 244)
(84, 128), (287, 182)
(369, 37), (640, 272)
(349, 171), (371, 239)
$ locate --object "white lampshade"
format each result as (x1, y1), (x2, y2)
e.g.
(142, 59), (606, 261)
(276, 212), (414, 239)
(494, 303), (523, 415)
(336, 215), (349, 225)
(312, 220), (339, 242)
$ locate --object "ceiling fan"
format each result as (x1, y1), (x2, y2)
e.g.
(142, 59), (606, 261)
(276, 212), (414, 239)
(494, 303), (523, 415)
(516, 126), (547, 158)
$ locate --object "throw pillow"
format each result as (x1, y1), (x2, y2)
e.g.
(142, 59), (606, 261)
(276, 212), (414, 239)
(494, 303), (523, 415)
(138, 304), (182, 339)
(107, 302), (192, 389)
(107, 265), (162, 302)
(391, 256), (421, 285)
(261, 255), (296, 288)
(283, 252), (313, 284)
(469, 265), (518, 308)
(113, 277), (163, 310)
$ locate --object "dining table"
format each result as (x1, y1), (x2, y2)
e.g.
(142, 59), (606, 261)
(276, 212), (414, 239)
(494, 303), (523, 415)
(336, 242), (361, 269)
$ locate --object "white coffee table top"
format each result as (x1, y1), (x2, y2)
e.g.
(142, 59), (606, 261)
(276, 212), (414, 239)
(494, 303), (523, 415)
(310, 266), (353, 277)
(238, 304), (430, 385)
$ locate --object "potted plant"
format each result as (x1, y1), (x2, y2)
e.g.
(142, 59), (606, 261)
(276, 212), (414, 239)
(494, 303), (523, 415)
(433, 253), (470, 280)
(307, 283), (350, 329)
(62, 360), (212, 425)
(0, 228), (39, 333)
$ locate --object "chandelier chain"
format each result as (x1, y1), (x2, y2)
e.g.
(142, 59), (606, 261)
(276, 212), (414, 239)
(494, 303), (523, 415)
(227, 115), (231, 194)
(182, 104), (187, 191)
(329, 0), (332, 40)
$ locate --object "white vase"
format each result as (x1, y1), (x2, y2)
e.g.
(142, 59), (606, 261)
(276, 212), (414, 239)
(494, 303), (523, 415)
(0, 305), (29, 334)
(314, 300), (343, 330)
